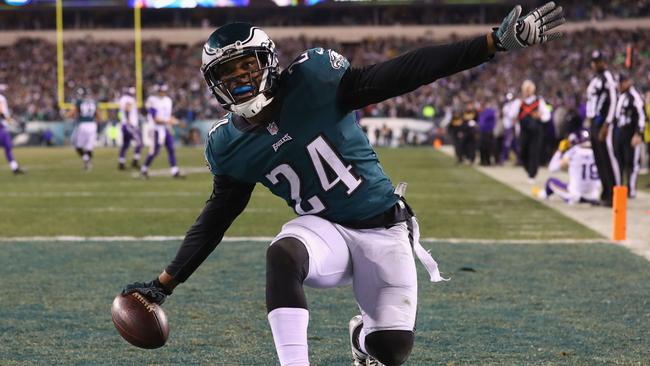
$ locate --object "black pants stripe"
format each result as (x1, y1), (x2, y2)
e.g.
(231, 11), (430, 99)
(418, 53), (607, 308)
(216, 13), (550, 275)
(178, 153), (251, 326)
(614, 124), (642, 197)
(520, 119), (543, 179)
(590, 121), (617, 202)
(479, 132), (494, 166)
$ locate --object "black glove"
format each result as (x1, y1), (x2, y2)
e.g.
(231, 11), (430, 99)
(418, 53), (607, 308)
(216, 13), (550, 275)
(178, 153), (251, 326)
(493, 1), (565, 52)
(122, 278), (172, 305)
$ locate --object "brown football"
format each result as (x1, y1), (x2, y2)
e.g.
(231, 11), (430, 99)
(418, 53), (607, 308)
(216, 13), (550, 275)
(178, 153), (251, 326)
(111, 292), (169, 349)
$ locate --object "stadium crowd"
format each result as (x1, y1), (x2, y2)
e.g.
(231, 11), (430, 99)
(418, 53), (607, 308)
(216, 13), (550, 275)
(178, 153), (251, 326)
(1, 28), (648, 129)
(1, 1), (647, 30)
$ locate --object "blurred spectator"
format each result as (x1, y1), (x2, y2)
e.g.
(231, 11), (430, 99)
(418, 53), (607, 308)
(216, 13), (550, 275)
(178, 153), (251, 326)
(478, 104), (496, 166)
(400, 126), (410, 146)
(448, 112), (465, 164)
(186, 127), (202, 146)
(460, 102), (478, 164)
(41, 128), (53, 146)
(1, 2), (647, 30)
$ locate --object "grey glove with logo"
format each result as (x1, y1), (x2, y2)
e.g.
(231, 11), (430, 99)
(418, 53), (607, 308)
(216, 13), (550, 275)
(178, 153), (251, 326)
(493, 1), (566, 52)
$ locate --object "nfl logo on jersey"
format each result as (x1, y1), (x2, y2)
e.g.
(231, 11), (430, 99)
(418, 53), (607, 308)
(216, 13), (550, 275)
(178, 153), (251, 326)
(267, 122), (279, 135)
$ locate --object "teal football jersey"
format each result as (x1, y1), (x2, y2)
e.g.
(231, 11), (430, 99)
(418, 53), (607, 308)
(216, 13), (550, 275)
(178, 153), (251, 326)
(205, 48), (398, 222)
(76, 98), (97, 123)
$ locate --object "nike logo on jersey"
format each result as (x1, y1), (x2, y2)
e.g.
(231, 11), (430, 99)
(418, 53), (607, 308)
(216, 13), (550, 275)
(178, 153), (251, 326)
(272, 133), (292, 152)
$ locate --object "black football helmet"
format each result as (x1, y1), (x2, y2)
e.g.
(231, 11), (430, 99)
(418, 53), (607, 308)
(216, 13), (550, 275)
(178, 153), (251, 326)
(201, 22), (279, 118)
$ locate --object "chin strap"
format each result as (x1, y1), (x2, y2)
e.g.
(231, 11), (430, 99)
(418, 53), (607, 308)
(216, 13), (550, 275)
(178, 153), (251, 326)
(231, 94), (274, 118)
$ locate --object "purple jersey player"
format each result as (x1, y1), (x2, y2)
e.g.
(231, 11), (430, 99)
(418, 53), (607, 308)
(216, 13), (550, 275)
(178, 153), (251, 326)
(118, 87), (143, 170)
(0, 84), (25, 175)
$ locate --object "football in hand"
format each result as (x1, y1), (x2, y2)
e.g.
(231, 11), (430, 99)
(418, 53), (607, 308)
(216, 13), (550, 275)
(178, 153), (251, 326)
(111, 292), (169, 349)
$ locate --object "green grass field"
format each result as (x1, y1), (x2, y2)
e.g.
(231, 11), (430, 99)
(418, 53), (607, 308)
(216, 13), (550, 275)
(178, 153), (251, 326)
(1, 147), (599, 239)
(639, 173), (650, 192)
(2, 147), (649, 365)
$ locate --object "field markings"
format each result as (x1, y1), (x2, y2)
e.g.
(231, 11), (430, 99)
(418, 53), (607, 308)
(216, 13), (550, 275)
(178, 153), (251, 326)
(0, 207), (280, 214)
(0, 236), (607, 244)
(437, 147), (650, 261)
(0, 190), (274, 198)
(129, 166), (209, 178)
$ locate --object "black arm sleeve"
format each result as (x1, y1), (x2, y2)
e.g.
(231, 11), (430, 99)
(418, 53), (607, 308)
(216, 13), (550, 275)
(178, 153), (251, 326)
(164, 175), (255, 283)
(337, 35), (493, 112)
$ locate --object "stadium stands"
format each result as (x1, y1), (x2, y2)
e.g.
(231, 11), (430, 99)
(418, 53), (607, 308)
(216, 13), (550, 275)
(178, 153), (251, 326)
(1, 28), (648, 130)
(0, 1), (647, 30)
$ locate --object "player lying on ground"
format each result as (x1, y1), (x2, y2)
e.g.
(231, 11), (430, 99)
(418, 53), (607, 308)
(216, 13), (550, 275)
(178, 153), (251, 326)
(536, 130), (602, 205)
(123, 3), (565, 365)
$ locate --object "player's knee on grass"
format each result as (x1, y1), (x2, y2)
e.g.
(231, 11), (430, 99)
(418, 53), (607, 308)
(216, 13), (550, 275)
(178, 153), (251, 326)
(266, 237), (310, 312)
(365, 330), (414, 366)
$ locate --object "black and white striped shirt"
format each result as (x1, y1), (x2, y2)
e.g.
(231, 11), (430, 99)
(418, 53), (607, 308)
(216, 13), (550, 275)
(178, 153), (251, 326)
(615, 85), (646, 134)
(586, 70), (617, 124)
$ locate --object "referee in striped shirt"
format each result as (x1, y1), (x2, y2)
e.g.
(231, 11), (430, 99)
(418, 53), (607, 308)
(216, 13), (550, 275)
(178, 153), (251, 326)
(614, 72), (645, 198)
(585, 50), (619, 206)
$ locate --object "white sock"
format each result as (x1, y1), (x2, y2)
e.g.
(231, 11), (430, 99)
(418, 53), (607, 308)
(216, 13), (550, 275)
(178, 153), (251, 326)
(82, 154), (90, 162)
(267, 308), (310, 366)
(134, 153), (141, 161)
(119, 157), (126, 164)
(170, 166), (179, 175)
(141, 166), (148, 173)
(9, 160), (18, 171)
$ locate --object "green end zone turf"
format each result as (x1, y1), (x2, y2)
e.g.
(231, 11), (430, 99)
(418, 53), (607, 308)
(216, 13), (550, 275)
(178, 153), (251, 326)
(0, 147), (600, 240)
(1, 240), (648, 365)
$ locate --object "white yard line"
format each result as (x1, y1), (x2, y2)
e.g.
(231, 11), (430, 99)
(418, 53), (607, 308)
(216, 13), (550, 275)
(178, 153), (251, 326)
(0, 236), (606, 244)
(0, 191), (206, 197)
(130, 166), (209, 178)
(0, 207), (281, 214)
(439, 146), (650, 261)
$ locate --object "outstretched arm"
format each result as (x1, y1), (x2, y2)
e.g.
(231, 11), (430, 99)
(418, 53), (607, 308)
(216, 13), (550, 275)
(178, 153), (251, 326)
(337, 1), (565, 112)
(123, 175), (255, 303)
(338, 34), (495, 112)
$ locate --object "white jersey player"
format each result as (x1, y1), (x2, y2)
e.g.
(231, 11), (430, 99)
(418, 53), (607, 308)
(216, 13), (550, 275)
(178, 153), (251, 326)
(118, 87), (143, 170)
(538, 130), (601, 204)
(141, 83), (182, 178)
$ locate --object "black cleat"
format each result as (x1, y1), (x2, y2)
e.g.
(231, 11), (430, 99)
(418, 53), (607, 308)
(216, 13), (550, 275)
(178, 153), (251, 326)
(140, 171), (149, 180)
(591, 199), (612, 207)
(13, 168), (26, 175)
(131, 160), (140, 169)
(118, 162), (126, 171)
(172, 172), (186, 179)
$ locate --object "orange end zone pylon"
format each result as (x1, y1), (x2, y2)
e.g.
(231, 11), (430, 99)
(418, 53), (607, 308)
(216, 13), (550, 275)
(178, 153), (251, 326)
(612, 186), (627, 241)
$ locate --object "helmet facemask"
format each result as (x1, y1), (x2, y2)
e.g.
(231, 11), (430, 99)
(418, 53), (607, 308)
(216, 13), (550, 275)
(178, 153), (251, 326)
(202, 46), (279, 118)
